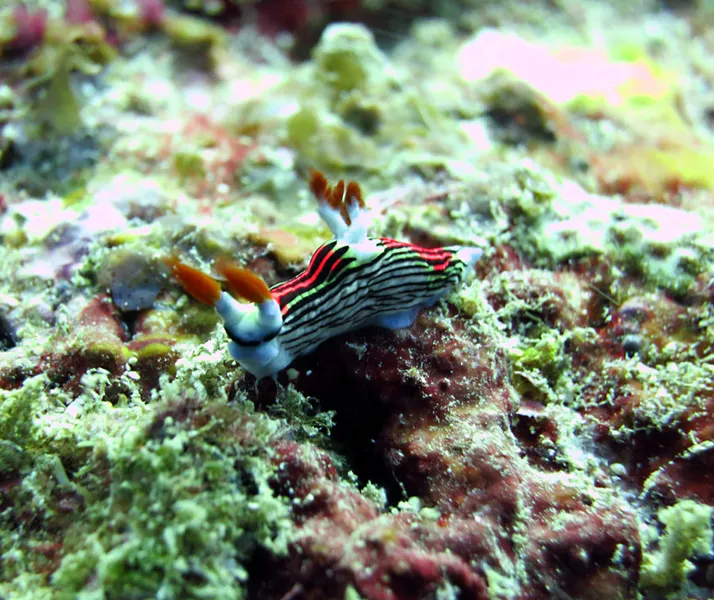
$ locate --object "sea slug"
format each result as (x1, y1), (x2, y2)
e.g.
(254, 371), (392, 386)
(167, 172), (482, 378)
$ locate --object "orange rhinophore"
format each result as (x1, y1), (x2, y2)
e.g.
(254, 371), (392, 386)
(164, 257), (221, 306)
(215, 258), (273, 304)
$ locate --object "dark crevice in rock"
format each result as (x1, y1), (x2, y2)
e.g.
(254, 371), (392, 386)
(252, 330), (407, 507)
(0, 312), (18, 351)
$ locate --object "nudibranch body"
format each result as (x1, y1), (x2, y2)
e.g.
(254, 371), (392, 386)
(168, 172), (482, 379)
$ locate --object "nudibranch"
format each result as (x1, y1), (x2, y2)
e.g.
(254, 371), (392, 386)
(167, 172), (483, 379)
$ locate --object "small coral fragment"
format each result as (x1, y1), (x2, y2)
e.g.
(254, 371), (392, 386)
(641, 500), (714, 593)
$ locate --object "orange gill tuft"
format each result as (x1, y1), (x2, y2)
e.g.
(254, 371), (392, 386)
(309, 170), (366, 227)
(346, 181), (365, 209)
(309, 169), (328, 202)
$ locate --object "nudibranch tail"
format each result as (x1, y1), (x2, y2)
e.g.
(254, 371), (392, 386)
(455, 246), (484, 272)
(164, 257), (221, 306)
(215, 258), (273, 304)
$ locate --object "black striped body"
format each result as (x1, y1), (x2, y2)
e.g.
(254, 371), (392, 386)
(267, 237), (473, 366)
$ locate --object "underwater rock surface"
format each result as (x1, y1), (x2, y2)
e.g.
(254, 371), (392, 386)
(1, 1), (714, 599)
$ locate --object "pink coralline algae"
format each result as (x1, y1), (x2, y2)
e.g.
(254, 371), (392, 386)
(65, 0), (164, 32)
(33, 293), (179, 401)
(5, 5), (47, 54)
(165, 0), (366, 42)
(560, 275), (714, 500)
(137, 0), (165, 28)
(257, 440), (491, 600)
(64, 0), (96, 25)
(249, 307), (642, 599)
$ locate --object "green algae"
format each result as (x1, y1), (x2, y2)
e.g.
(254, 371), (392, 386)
(286, 104), (381, 171)
(0, 9), (122, 195)
(161, 10), (227, 50)
(471, 160), (714, 295)
(609, 359), (713, 432)
(73, 336), (129, 365)
(641, 500), (714, 594)
(174, 302), (222, 337)
(510, 330), (569, 394)
(280, 22), (474, 179)
(269, 384), (335, 444)
(0, 340), (293, 600)
(621, 145), (714, 195)
(19, 19), (114, 137)
(312, 24), (392, 98)
(29, 59), (82, 137)
(48, 408), (288, 600)
(133, 340), (174, 358)
(344, 585), (364, 600)
(173, 150), (207, 182)
(0, 374), (58, 460)
(131, 341), (178, 388)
